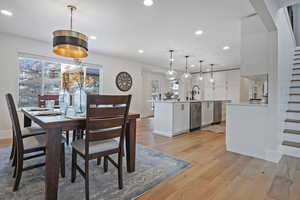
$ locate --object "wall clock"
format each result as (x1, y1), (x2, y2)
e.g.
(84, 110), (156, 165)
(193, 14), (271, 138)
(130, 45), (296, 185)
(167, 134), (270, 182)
(116, 72), (133, 92)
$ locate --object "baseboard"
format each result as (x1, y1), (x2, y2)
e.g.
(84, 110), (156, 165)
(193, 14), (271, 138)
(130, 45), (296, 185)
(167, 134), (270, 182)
(0, 129), (12, 139)
(265, 150), (282, 163)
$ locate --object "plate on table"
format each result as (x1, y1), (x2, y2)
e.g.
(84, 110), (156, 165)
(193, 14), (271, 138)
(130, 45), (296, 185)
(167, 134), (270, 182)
(34, 111), (62, 116)
(28, 107), (50, 111)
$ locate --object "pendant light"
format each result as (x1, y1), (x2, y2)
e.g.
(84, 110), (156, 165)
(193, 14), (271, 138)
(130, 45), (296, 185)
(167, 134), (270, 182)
(199, 60), (204, 81)
(166, 50), (177, 80)
(53, 5), (88, 59)
(182, 56), (192, 80)
(210, 64), (214, 83)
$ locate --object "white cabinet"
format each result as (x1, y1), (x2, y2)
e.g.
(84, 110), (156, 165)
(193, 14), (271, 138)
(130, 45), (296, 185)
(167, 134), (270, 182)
(201, 101), (214, 126)
(154, 102), (190, 137)
(173, 103), (190, 134)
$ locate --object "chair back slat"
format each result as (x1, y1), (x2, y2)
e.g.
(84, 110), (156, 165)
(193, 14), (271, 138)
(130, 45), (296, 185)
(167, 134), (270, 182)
(5, 93), (24, 152)
(88, 106), (127, 118)
(87, 95), (130, 105)
(86, 128), (122, 142)
(38, 95), (59, 107)
(85, 95), (131, 154)
(88, 117), (124, 130)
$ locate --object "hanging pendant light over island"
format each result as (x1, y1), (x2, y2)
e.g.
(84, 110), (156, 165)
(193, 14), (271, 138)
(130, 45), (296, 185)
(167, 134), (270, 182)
(181, 55), (192, 80)
(166, 50), (177, 80)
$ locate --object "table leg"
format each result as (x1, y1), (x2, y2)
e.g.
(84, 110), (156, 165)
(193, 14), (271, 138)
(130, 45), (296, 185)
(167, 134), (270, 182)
(45, 128), (61, 200)
(125, 119), (136, 173)
(24, 114), (32, 127)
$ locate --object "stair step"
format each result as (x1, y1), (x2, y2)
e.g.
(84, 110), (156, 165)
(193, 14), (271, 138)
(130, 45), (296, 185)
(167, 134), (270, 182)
(285, 119), (300, 123)
(282, 141), (300, 148)
(283, 129), (300, 135)
(293, 68), (300, 70)
(288, 101), (300, 104)
(295, 58), (300, 61)
(292, 73), (300, 76)
(290, 86), (300, 89)
(290, 93), (300, 95)
(286, 109), (300, 113)
(291, 80), (300, 82)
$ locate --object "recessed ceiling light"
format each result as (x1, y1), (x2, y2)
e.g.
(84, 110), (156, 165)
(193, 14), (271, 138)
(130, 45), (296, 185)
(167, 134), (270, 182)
(138, 49), (144, 54)
(223, 46), (230, 50)
(195, 30), (203, 35)
(1, 9), (13, 16)
(89, 35), (97, 40)
(144, 0), (154, 7)
(206, 68), (210, 72)
(191, 64), (195, 67)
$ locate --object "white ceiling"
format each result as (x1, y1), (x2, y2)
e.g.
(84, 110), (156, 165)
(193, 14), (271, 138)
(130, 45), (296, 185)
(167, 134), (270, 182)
(0, 0), (255, 71)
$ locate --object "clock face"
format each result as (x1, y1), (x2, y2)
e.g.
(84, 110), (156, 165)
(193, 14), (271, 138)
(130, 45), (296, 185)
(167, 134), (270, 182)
(116, 72), (133, 92)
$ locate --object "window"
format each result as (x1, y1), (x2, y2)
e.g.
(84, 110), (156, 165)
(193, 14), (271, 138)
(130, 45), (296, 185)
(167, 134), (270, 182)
(18, 55), (103, 107)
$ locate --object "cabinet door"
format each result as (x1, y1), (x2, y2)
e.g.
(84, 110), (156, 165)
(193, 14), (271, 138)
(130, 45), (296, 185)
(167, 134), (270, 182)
(173, 103), (189, 133)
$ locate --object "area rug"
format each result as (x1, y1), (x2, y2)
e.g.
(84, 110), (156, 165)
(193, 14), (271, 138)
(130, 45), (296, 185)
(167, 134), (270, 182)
(0, 144), (190, 200)
(202, 124), (226, 134)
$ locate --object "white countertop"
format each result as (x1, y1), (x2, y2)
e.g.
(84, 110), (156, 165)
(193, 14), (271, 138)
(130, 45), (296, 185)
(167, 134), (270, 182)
(227, 102), (268, 107)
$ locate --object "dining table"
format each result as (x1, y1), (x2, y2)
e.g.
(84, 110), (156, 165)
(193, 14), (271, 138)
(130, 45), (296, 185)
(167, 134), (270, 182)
(21, 107), (140, 200)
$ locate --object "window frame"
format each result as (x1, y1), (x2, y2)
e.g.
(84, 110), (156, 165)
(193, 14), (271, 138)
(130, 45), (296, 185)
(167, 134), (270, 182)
(17, 52), (104, 107)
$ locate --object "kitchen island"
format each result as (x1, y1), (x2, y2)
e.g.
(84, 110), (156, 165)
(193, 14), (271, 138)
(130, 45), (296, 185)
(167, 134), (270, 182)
(153, 100), (230, 137)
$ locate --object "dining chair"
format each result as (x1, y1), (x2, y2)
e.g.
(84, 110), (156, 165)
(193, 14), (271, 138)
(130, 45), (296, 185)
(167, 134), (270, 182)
(71, 95), (132, 200)
(6, 93), (66, 191)
(38, 94), (73, 145)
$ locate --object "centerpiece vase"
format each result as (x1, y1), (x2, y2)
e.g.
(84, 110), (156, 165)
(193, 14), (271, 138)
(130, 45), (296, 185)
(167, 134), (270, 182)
(74, 88), (86, 115)
(59, 89), (70, 115)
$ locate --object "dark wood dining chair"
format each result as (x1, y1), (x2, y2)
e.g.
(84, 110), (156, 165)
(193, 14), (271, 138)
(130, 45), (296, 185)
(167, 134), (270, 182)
(38, 94), (59, 108)
(6, 93), (66, 191)
(71, 95), (132, 200)
(38, 94), (73, 145)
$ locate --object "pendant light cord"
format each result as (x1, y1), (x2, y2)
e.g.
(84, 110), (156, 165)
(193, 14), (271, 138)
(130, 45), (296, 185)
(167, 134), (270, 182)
(199, 60), (203, 76)
(185, 56), (189, 73)
(169, 50), (174, 71)
(68, 5), (77, 30)
(210, 64), (214, 79)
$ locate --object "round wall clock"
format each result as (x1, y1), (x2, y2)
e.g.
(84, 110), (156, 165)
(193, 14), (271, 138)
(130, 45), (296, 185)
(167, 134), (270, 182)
(116, 72), (133, 92)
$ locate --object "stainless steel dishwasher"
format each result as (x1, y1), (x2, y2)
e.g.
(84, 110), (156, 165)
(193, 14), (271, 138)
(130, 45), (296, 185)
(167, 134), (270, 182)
(213, 101), (222, 124)
(190, 102), (202, 131)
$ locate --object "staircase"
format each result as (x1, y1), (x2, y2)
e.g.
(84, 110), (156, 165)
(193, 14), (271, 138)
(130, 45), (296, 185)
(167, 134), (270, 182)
(281, 47), (300, 158)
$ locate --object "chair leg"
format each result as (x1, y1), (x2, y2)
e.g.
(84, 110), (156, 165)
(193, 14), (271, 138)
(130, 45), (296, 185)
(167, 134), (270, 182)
(71, 149), (77, 183)
(103, 156), (108, 172)
(10, 135), (15, 161)
(118, 152), (123, 189)
(13, 154), (23, 191)
(60, 143), (65, 178)
(85, 159), (89, 200)
(96, 157), (101, 166)
(65, 131), (69, 146)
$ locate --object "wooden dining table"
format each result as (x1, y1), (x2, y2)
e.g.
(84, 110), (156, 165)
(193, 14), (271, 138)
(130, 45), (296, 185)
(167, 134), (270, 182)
(21, 108), (140, 200)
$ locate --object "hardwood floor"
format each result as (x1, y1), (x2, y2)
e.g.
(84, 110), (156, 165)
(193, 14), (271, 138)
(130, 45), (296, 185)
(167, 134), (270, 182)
(1, 118), (300, 199)
(135, 118), (300, 200)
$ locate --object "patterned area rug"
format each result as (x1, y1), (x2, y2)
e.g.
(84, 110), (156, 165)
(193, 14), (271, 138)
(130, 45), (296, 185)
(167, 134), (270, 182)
(0, 144), (190, 200)
(202, 124), (226, 134)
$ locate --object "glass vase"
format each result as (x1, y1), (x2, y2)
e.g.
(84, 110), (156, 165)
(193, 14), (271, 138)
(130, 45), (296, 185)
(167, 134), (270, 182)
(59, 89), (70, 115)
(74, 88), (87, 115)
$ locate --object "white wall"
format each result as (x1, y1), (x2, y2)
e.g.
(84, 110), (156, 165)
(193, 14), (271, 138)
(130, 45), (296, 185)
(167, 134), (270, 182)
(0, 33), (165, 137)
(230, 0), (295, 162)
(241, 15), (270, 76)
(141, 70), (169, 118)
